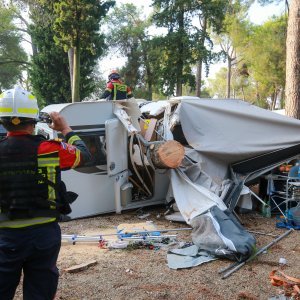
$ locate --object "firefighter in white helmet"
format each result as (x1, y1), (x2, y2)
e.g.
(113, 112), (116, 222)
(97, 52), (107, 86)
(0, 87), (91, 299)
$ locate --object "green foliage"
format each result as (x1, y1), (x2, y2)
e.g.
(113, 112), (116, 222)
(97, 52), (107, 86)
(53, 0), (115, 53)
(152, 0), (228, 96)
(243, 16), (287, 107)
(29, 25), (71, 107)
(101, 1), (229, 99)
(0, 4), (27, 91)
(207, 67), (228, 98)
(51, 0), (115, 101)
(208, 15), (286, 108)
(27, 0), (114, 104)
(105, 3), (156, 100)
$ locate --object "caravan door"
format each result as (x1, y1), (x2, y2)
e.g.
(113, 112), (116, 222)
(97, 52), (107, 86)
(106, 118), (128, 176)
(105, 118), (129, 213)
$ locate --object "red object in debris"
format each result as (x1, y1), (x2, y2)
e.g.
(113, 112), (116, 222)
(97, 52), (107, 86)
(98, 240), (107, 249)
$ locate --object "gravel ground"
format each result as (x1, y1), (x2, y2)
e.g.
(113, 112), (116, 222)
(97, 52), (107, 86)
(14, 206), (299, 300)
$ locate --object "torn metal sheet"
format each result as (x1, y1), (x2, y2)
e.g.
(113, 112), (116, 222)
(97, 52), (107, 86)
(113, 98), (141, 133)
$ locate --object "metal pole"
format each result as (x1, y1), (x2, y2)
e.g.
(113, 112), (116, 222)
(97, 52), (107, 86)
(221, 228), (293, 279)
(248, 189), (268, 206)
(95, 227), (192, 237)
(63, 227), (192, 239)
(218, 261), (240, 274)
(62, 234), (178, 243)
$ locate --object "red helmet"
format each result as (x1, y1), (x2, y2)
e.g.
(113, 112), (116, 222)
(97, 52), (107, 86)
(108, 69), (120, 80)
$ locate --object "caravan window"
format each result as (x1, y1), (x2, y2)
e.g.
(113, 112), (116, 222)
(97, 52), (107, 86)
(75, 131), (107, 168)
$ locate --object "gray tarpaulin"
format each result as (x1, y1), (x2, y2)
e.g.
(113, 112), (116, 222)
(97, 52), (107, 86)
(167, 245), (216, 269)
(178, 99), (300, 183)
(170, 168), (227, 222)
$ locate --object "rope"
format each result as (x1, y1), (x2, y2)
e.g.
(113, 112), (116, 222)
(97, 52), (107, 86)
(129, 134), (152, 196)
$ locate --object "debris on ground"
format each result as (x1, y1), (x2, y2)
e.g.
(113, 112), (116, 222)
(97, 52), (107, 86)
(14, 208), (300, 300)
(64, 260), (98, 274)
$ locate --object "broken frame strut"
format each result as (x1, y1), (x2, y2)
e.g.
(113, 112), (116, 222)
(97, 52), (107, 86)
(219, 228), (293, 279)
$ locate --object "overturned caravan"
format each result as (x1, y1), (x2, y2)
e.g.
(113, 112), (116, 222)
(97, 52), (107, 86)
(36, 97), (300, 261)
(36, 100), (171, 220)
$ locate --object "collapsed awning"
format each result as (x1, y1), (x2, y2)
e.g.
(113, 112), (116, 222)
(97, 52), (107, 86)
(178, 99), (300, 181)
(128, 98), (300, 262)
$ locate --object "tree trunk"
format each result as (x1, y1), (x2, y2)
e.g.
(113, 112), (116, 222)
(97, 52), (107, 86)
(148, 83), (153, 101)
(72, 46), (80, 102)
(176, 10), (184, 97)
(196, 16), (207, 98)
(68, 48), (74, 93)
(227, 56), (232, 98)
(145, 62), (153, 100)
(241, 86), (245, 101)
(285, 0), (300, 119)
(149, 140), (185, 169)
(139, 36), (153, 101)
(270, 92), (276, 110)
(196, 60), (202, 98)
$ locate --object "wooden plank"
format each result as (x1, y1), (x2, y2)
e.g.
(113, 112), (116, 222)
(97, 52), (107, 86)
(64, 260), (97, 273)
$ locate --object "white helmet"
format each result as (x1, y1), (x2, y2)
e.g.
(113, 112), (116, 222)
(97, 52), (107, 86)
(0, 87), (39, 124)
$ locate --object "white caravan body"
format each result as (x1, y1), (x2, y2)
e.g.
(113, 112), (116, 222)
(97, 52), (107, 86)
(36, 101), (169, 219)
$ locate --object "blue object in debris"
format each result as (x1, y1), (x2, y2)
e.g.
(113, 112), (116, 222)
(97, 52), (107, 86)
(117, 229), (161, 238)
(276, 221), (300, 230)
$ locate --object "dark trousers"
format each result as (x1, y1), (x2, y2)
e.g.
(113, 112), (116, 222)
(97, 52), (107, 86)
(0, 222), (61, 300)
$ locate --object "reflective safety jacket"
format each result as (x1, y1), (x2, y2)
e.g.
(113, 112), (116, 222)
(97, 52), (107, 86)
(101, 79), (133, 100)
(0, 131), (91, 228)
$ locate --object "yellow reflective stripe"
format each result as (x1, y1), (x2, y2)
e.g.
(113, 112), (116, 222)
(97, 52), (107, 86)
(0, 107), (13, 113)
(28, 94), (36, 100)
(115, 84), (127, 91)
(72, 149), (81, 168)
(17, 108), (38, 114)
(37, 156), (59, 201)
(38, 157), (60, 167)
(0, 217), (56, 228)
(47, 166), (56, 200)
(68, 135), (81, 145)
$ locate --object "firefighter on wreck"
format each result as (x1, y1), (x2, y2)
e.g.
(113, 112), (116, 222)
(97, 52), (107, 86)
(100, 69), (133, 100)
